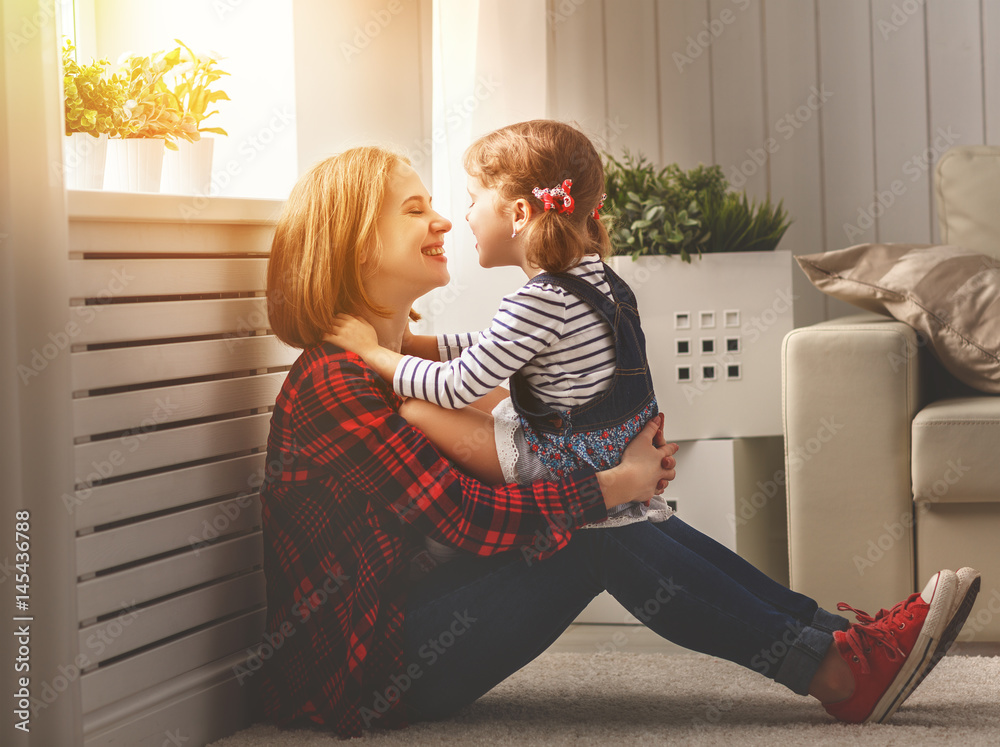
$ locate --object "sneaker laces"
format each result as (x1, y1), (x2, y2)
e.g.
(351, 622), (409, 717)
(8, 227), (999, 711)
(835, 594), (919, 674)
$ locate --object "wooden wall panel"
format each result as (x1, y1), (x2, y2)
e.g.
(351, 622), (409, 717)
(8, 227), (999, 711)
(73, 412), (271, 481)
(80, 610), (265, 714)
(68, 258), (268, 297)
(549, 0), (608, 135)
(762, 0), (826, 328)
(77, 572), (264, 665)
(71, 298), (269, 345)
(656, 0), (715, 168)
(709, 0), (768, 200)
(76, 496), (261, 576)
(816, 0), (877, 250)
(73, 454), (265, 530)
(871, 0), (931, 243)
(69, 221), (274, 255)
(987, 0), (1000, 144)
(72, 373), (285, 438)
(77, 533), (263, 620)
(926, 0), (986, 239)
(71, 336), (297, 392)
(603, 0), (662, 160)
(590, 0), (992, 317)
(815, 0), (879, 319)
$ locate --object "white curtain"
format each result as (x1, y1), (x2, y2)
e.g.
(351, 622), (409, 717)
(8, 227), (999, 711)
(1, 1), (82, 744)
(415, 0), (550, 337)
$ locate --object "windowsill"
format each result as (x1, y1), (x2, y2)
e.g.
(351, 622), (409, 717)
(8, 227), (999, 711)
(67, 189), (285, 225)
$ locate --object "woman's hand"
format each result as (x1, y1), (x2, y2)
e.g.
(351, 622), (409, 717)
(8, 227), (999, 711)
(323, 313), (380, 359)
(596, 414), (678, 511)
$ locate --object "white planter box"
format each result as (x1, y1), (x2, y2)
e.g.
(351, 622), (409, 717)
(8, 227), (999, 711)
(106, 138), (166, 193)
(162, 137), (215, 195)
(609, 250), (796, 442)
(63, 133), (108, 190)
(575, 436), (788, 624)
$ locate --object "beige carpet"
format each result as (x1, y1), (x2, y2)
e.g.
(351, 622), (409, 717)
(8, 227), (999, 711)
(210, 652), (1000, 746)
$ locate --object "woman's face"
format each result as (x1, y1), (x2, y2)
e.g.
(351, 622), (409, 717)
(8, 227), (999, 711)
(368, 162), (453, 302)
(465, 175), (519, 269)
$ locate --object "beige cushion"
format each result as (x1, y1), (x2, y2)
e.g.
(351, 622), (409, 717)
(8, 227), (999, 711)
(936, 146), (1000, 259)
(912, 397), (1000, 504)
(796, 243), (1000, 393)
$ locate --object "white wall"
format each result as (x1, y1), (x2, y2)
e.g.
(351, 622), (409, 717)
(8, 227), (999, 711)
(546, 0), (1000, 326)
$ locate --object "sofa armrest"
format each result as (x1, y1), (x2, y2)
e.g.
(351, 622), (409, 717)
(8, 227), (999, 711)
(782, 313), (924, 615)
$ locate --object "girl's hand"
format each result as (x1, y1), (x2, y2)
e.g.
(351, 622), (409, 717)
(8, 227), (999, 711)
(401, 321), (415, 356)
(323, 313), (380, 359)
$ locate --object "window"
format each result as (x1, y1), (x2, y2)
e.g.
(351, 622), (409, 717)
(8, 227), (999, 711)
(66, 0), (297, 199)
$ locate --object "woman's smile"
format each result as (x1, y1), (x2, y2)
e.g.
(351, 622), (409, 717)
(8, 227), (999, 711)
(421, 241), (447, 259)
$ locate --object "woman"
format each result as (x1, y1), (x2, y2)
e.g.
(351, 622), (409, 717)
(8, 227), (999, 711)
(255, 145), (978, 737)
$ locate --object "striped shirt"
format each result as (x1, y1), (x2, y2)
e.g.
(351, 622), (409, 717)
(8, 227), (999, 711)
(394, 255), (617, 411)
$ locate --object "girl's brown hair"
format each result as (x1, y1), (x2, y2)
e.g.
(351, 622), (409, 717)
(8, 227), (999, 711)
(267, 147), (416, 349)
(464, 120), (611, 273)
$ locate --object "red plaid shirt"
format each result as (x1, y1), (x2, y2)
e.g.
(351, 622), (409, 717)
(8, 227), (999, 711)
(253, 344), (608, 736)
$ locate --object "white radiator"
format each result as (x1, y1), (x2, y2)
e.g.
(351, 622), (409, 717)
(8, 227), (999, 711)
(64, 192), (292, 747)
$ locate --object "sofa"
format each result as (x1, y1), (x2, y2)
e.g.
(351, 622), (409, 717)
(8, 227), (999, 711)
(781, 145), (1000, 643)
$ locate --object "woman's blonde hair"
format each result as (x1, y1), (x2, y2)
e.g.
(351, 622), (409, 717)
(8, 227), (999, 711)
(267, 146), (417, 349)
(464, 120), (611, 273)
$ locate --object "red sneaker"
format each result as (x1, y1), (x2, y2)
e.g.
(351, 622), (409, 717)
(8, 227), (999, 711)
(824, 570), (958, 724)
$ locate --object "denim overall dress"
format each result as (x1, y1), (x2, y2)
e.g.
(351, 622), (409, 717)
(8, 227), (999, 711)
(509, 262), (662, 522)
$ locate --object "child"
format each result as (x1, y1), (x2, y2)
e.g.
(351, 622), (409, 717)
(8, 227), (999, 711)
(325, 120), (673, 562)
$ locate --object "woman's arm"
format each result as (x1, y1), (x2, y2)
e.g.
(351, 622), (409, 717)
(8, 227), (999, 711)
(597, 413), (677, 508)
(291, 352), (670, 558)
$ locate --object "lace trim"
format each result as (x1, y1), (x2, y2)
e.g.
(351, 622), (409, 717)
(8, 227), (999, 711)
(578, 495), (674, 529)
(492, 397), (521, 484)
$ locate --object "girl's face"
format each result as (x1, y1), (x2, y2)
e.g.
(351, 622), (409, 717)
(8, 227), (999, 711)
(367, 162), (452, 301)
(465, 175), (523, 270)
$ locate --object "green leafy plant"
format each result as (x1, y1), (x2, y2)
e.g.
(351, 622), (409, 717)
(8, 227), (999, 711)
(169, 39), (230, 136)
(602, 150), (792, 262)
(117, 47), (199, 150)
(700, 191), (792, 254)
(61, 39), (130, 137)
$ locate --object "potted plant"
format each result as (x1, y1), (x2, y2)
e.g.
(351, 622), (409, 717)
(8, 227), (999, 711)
(61, 39), (131, 189)
(602, 151), (791, 262)
(107, 46), (198, 192)
(600, 150), (796, 441)
(161, 40), (230, 194)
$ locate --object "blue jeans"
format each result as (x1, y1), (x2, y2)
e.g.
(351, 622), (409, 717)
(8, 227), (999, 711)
(402, 517), (849, 721)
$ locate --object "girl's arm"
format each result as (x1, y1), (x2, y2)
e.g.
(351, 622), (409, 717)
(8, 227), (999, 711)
(326, 286), (563, 410)
(291, 352), (668, 558)
(393, 286), (564, 409)
(322, 314), (404, 384)
(401, 331), (441, 361)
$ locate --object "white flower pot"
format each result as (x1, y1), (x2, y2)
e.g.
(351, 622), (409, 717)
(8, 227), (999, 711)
(106, 138), (166, 193)
(62, 133), (108, 190)
(609, 250), (796, 441)
(161, 137), (215, 195)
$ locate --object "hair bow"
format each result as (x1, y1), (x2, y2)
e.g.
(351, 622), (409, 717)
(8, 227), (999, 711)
(532, 179), (575, 214)
(592, 193), (606, 220)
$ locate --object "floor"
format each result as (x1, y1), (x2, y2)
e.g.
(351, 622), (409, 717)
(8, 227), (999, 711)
(551, 623), (1000, 656)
